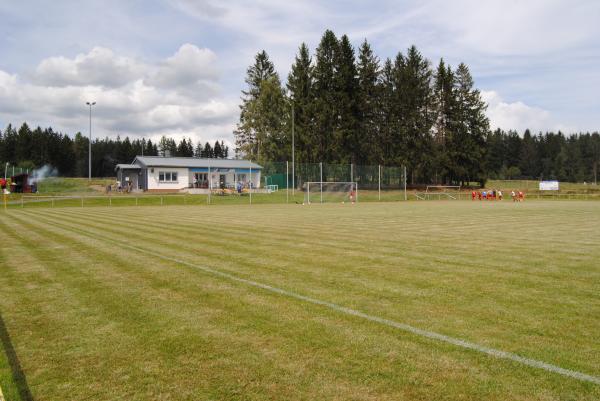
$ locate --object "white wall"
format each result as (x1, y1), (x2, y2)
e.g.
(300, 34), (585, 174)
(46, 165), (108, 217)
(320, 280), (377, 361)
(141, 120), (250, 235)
(147, 167), (189, 191)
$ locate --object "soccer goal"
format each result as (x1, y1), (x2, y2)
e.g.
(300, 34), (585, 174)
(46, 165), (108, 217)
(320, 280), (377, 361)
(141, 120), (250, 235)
(415, 185), (461, 200)
(304, 182), (357, 204)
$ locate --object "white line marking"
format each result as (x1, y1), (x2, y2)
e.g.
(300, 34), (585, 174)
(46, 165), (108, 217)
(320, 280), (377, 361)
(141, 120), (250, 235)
(15, 213), (600, 385)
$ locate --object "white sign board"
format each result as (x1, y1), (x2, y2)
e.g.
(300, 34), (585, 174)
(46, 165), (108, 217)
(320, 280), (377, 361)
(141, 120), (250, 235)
(539, 181), (559, 191)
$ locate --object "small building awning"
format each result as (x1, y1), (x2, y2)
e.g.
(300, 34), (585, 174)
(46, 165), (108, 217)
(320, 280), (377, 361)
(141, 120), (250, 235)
(115, 164), (142, 172)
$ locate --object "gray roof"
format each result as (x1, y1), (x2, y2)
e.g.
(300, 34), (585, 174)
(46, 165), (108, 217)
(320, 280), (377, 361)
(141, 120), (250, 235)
(132, 156), (262, 169)
(115, 163), (141, 171)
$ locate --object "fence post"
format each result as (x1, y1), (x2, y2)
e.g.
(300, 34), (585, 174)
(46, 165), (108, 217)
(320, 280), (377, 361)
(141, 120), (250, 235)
(136, 196), (138, 206)
(161, 196), (163, 206)
(286, 161), (289, 203)
(109, 196), (112, 207)
(250, 165), (252, 204)
(81, 196), (84, 207)
(378, 165), (381, 201)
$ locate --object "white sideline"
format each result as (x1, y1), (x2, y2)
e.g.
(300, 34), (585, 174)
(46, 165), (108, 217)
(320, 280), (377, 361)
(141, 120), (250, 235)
(22, 214), (600, 386)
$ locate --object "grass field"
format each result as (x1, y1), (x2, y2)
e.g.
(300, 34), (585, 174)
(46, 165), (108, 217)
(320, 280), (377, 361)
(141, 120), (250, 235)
(0, 201), (599, 400)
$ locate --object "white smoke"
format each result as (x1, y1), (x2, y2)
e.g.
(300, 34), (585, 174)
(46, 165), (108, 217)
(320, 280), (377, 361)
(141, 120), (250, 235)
(29, 165), (58, 184)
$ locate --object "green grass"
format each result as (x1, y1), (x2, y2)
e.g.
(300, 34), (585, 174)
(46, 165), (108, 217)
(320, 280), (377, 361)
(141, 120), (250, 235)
(0, 202), (599, 400)
(35, 177), (113, 194)
(0, 341), (23, 401)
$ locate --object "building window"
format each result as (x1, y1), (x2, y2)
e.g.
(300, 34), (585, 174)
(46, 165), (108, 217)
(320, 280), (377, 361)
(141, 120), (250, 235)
(159, 171), (178, 182)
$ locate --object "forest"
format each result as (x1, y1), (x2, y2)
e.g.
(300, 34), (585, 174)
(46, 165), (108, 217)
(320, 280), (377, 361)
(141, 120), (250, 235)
(235, 30), (599, 184)
(0, 123), (228, 178)
(1, 122), (597, 184)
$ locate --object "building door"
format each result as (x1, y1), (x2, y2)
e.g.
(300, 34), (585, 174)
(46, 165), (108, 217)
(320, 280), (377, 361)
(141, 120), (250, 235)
(194, 173), (208, 188)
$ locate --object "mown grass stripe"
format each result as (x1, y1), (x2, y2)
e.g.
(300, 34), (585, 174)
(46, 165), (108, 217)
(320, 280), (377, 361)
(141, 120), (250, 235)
(19, 209), (600, 385)
(38, 207), (593, 283)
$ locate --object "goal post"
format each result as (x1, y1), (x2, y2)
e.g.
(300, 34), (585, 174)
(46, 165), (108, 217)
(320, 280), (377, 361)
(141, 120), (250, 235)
(416, 185), (462, 200)
(305, 181), (357, 204)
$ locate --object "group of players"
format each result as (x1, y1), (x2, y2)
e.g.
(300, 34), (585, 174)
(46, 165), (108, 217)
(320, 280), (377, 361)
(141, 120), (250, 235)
(471, 189), (525, 202)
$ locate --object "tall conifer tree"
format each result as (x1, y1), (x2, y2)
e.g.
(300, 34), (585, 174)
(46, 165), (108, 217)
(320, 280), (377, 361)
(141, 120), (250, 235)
(287, 43), (313, 163)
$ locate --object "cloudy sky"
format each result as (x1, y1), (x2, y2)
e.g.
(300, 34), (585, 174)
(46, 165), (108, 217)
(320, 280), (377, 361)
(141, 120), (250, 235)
(0, 0), (598, 146)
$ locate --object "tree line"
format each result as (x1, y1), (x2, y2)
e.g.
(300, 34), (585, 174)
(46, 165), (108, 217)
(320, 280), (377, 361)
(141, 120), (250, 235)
(235, 29), (490, 184)
(486, 129), (599, 183)
(0, 123), (228, 177)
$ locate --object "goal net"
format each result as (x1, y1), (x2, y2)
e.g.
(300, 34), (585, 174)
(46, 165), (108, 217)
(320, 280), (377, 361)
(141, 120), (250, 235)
(304, 182), (357, 204)
(415, 185), (461, 200)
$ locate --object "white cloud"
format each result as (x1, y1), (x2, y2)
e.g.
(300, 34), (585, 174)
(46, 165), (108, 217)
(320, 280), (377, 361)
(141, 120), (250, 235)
(481, 90), (574, 133)
(147, 44), (218, 91)
(33, 47), (144, 88)
(0, 45), (238, 147)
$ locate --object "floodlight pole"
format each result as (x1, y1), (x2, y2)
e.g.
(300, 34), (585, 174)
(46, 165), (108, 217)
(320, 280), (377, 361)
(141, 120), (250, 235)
(286, 161), (289, 203)
(249, 165), (252, 205)
(86, 101), (96, 181)
(291, 102), (295, 198)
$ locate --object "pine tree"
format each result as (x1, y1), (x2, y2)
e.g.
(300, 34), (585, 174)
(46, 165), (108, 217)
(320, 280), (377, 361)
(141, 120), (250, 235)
(194, 141), (204, 157)
(144, 139), (157, 156)
(333, 34), (359, 163)
(214, 141), (222, 158)
(450, 63), (489, 185)
(378, 59), (397, 165)
(356, 39), (381, 164)
(393, 46), (435, 182)
(287, 43), (313, 163)
(202, 142), (214, 158)
(312, 30), (338, 162)
(519, 129), (538, 178)
(234, 50), (280, 157)
(158, 136), (177, 157)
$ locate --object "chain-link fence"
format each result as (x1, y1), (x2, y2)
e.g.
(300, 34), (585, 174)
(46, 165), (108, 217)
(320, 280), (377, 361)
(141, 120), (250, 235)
(258, 161), (408, 203)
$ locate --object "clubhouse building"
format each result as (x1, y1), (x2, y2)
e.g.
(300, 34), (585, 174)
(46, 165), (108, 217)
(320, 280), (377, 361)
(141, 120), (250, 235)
(115, 156), (263, 193)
